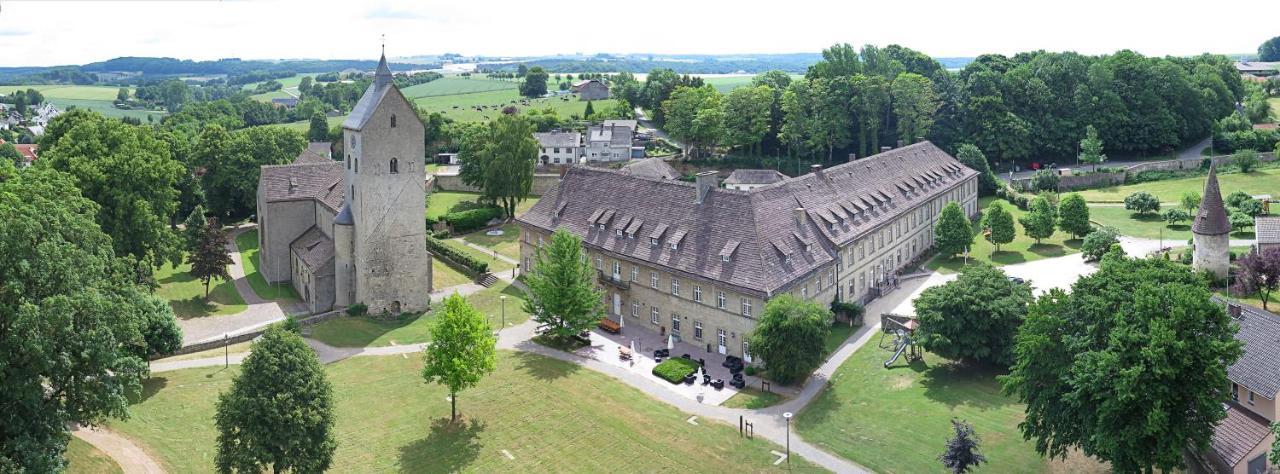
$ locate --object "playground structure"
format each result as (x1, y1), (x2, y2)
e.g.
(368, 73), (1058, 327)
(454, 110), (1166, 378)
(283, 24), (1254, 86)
(878, 313), (921, 368)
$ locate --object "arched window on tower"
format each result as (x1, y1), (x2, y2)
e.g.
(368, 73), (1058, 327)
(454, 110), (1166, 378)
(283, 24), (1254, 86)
(390, 157), (399, 174)
(390, 114), (397, 128)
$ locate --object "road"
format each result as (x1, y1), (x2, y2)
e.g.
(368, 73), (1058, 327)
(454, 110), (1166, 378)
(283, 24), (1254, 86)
(1001, 136), (1212, 181)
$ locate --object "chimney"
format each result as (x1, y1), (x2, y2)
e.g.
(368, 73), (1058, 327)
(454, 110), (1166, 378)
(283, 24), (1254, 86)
(793, 207), (806, 225)
(1229, 303), (1243, 318)
(896, 139), (904, 148)
(810, 164), (823, 175)
(916, 136), (926, 144)
(694, 171), (717, 204)
(880, 146), (892, 153)
(848, 153), (858, 163)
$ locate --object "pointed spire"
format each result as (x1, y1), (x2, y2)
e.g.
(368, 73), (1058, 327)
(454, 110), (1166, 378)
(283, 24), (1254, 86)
(374, 37), (392, 87)
(1193, 161), (1231, 235)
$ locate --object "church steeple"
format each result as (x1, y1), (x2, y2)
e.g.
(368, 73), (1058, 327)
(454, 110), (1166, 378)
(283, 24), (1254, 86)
(374, 38), (392, 87)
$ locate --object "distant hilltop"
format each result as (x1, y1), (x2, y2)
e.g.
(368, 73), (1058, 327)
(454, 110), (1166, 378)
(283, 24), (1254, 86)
(0, 56), (439, 85)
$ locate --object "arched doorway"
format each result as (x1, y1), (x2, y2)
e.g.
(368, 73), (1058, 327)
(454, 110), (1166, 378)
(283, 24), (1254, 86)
(390, 300), (401, 314)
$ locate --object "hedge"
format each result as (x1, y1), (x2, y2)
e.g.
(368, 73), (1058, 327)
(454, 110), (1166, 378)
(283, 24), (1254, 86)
(444, 207), (502, 233)
(426, 236), (489, 274)
(652, 358), (700, 384)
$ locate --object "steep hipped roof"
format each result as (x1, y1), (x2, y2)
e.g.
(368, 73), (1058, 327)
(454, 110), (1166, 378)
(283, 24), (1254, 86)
(517, 141), (975, 296)
(620, 157), (679, 180)
(725, 169), (787, 186)
(259, 161), (345, 212)
(1194, 163), (1231, 235)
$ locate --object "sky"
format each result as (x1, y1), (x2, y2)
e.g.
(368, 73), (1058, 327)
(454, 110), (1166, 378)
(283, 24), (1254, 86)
(0, 0), (1271, 67)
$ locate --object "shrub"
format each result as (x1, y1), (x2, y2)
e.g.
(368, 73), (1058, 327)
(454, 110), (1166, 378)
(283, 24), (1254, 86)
(1030, 169), (1059, 193)
(1123, 191), (1160, 215)
(1081, 226), (1120, 262)
(744, 365), (758, 376)
(1163, 208), (1190, 226)
(1233, 149), (1260, 173)
(652, 358), (700, 384)
(426, 236), (490, 274)
(443, 207), (503, 233)
(830, 300), (864, 321)
(346, 303), (368, 316)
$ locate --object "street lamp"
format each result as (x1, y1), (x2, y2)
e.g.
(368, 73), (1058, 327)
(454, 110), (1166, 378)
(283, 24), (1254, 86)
(499, 295), (507, 331)
(783, 412), (793, 470)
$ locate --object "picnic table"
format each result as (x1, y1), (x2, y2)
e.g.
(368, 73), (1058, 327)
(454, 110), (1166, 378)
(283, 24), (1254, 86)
(618, 345), (632, 360)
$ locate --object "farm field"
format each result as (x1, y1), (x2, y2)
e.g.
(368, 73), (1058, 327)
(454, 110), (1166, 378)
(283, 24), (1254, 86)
(399, 76), (516, 98)
(1075, 168), (1280, 203)
(109, 352), (809, 473)
(414, 88), (616, 122)
(154, 257), (246, 319)
(796, 343), (1108, 473)
(0, 84), (168, 121)
(928, 197), (1081, 273)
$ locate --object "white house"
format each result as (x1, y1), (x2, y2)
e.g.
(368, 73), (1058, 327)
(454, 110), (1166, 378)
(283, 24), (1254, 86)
(534, 131), (582, 165)
(584, 123), (632, 162)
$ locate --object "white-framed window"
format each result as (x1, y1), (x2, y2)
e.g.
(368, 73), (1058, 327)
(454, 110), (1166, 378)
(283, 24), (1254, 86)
(595, 256), (602, 269)
(671, 314), (681, 336)
(741, 299), (753, 317)
(717, 291), (726, 309)
(650, 237), (659, 247)
(717, 328), (727, 347)
(630, 266), (639, 282)
(693, 286), (702, 303)
(650, 272), (659, 288)
(612, 262), (621, 279)
(743, 341), (752, 361)
(670, 241), (679, 251)
(721, 254), (731, 262)
(631, 300), (639, 317)
(615, 228), (623, 237)
(671, 278), (680, 296)
(828, 270), (836, 286)
(650, 307), (660, 325)
(694, 321), (703, 340)
(801, 286), (808, 298)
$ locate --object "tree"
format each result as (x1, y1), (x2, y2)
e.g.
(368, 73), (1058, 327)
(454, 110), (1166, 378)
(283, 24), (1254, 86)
(519, 66), (549, 98)
(0, 142), (22, 167)
(1226, 190), (1254, 209)
(1080, 225), (1119, 261)
(1029, 169), (1059, 193)
(307, 111), (329, 142)
(198, 124), (306, 220)
(1233, 149), (1260, 173)
(473, 114), (537, 217)
(1163, 208), (1190, 226)
(116, 87), (129, 102)
(746, 295), (831, 385)
(982, 201), (1015, 253)
(1236, 248), (1280, 310)
(215, 325), (337, 473)
(1078, 125), (1106, 171)
(422, 293), (497, 422)
(955, 144), (999, 196)
(935, 202), (974, 258)
(1057, 193), (1092, 239)
(1181, 191), (1201, 213)
(914, 264), (1032, 365)
(891, 72), (940, 143)
(1001, 257), (1242, 472)
(939, 419), (987, 474)
(1123, 191), (1160, 215)
(1018, 195), (1056, 244)
(1260, 36), (1280, 62)
(298, 76), (313, 96)
(522, 229), (605, 341)
(583, 100), (595, 119)
(183, 204), (208, 251)
(662, 85), (724, 158)
(188, 217), (233, 300)
(1, 167), (180, 472)
(1230, 211), (1254, 233)
(720, 85), (772, 155)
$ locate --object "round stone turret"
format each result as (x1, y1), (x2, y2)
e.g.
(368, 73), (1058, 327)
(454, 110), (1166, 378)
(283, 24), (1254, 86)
(1192, 163), (1230, 279)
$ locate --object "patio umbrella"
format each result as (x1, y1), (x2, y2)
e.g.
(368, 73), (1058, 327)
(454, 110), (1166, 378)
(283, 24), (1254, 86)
(630, 340), (635, 355)
(618, 314), (624, 328)
(667, 334), (674, 351)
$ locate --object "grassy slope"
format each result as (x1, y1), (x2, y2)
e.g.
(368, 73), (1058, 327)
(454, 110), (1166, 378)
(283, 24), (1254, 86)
(111, 352), (809, 473)
(1076, 168), (1280, 203)
(65, 437), (123, 474)
(461, 222), (521, 261)
(433, 257), (472, 289)
(310, 281), (529, 347)
(1088, 205), (1256, 241)
(234, 229), (300, 302)
(796, 344), (1107, 473)
(427, 191), (540, 221)
(928, 197), (1081, 273)
(720, 387), (785, 409)
(154, 258), (246, 319)
(444, 239), (515, 273)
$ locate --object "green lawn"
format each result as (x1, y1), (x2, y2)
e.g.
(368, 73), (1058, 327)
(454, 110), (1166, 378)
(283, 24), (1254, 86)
(433, 257), (472, 289)
(927, 197), (1082, 273)
(461, 223), (521, 261)
(157, 341), (254, 362)
(277, 114), (346, 133)
(154, 258), (246, 319)
(796, 343), (1107, 473)
(235, 229), (300, 302)
(444, 238), (516, 273)
(66, 437), (122, 474)
(824, 323), (858, 355)
(1088, 205), (1255, 241)
(414, 88), (617, 123)
(310, 281), (529, 347)
(110, 351), (808, 473)
(1076, 168), (1280, 203)
(427, 192), (539, 223)
(721, 387), (785, 409)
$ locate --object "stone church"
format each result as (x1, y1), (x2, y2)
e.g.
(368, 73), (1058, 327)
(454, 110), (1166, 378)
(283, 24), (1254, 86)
(255, 51), (431, 314)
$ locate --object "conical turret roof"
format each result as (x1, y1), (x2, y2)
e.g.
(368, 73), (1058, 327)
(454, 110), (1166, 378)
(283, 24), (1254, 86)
(374, 52), (392, 86)
(1193, 162), (1231, 235)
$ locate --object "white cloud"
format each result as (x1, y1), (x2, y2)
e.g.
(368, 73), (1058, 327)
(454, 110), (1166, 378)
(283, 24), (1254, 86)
(0, 0), (1269, 66)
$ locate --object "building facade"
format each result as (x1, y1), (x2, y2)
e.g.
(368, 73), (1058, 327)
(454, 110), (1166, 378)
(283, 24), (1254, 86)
(1208, 301), (1280, 473)
(516, 142), (978, 359)
(572, 79), (610, 100)
(534, 131), (582, 165)
(584, 123), (633, 162)
(256, 51), (432, 315)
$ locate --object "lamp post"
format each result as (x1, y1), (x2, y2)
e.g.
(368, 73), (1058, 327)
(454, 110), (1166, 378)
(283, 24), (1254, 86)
(783, 412), (793, 470)
(499, 295), (507, 331)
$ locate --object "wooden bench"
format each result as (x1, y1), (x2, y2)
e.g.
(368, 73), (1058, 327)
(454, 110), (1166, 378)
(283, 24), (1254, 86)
(598, 318), (622, 334)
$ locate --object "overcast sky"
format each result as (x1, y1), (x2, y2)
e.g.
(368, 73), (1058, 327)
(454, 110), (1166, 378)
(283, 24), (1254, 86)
(0, 0), (1271, 66)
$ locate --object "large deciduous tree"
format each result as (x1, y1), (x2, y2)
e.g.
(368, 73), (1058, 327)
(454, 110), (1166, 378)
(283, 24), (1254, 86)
(746, 294), (832, 385)
(982, 201), (1015, 253)
(522, 229), (605, 341)
(215, 325), (337, 473)
(188, 217), (233, 300)
(955, 144), (999, 196)
(1260, 36), (1280, 62)
(914, 264), (1031, 366)
(0, 167), (181, 472)
(1018, 195), (1056, 244)
(422, 293), (497, 422)
(307, 111), (329, 142)
(721, 85), (772, 155)
(1056, 193), (1091, 239)
(662, 84), (723, 158)
(891, 72), (940, 143)
(1236, 248), (1280, 310)
(1001, 256), (1241, 472)
(474, 114), (537, 218)
(198, 124), (307, 220)
(935, 202), (974, 258)
(519, 66), (549, 98)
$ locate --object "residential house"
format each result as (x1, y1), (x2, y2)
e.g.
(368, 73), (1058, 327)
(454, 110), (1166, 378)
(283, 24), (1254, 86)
(572, 79), (610, 100)
(1207, 301), (1280, 473)
(1256, 216), (1280, 254)
(724, 169), (788, 191)
(534, 131), (583, 165)
(516, 141), (978, 359)
(584, 123), (632, 162)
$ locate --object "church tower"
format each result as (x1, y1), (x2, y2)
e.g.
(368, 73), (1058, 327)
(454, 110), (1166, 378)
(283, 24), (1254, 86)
(1192, 162), (1230, 279)
(334, 49), (432, 313)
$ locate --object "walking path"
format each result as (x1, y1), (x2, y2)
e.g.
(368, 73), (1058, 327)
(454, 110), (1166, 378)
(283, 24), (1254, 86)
(177, 226), (297, 345)
(459, 239), (520, 266)
(71, 424), (165, 474)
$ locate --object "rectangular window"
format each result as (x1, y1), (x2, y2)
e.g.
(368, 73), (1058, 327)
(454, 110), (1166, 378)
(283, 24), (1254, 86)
(693, 286), (702, 303)
(671, 278), (680, 296)
(631, 300), (639, 317)
(741, 299), (753, 318)
(630, 266), (639, 282)
(828, 270), (836, 287)
(717, 328), (727, 348)
(612, 262), (621, 279)
(595, 256), (602, 270)
(650, 272), (659, 288)
(1249, 391), (1255, 405)
(650, 237), (659, 247)
(694, 321), (703, 340)
(650, 307), (659, 325)
(860, 272), (866, 290)
(615, 228), (623, 237)
(669, 241), (679, 251)
(671, 315), (681, 336)
(801, 286), (808, 298)
(717, 291), (726, 309)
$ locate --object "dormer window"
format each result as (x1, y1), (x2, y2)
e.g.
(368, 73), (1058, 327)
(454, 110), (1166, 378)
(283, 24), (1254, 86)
(615, 228), (623, 238)
(389, 157), (399, 174)
(390, 114), (397, 128)
(650, 237), (659, 247)
(669, 241), (679, 251)
(721, 255), (730, 262)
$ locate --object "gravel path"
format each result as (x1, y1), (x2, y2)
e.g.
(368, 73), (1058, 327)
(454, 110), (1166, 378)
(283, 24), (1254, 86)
(71, 424), (165, 474)
(177, 226), (295, 345)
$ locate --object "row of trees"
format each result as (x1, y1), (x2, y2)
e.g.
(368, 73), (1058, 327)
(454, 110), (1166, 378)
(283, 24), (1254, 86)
(933, 191), (1094, 259)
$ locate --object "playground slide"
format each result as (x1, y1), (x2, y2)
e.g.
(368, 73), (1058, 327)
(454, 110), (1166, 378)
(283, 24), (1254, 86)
(884, 340), (909, 368)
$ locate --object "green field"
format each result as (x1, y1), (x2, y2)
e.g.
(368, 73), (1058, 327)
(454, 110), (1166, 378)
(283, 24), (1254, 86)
(310, 280), (528, 347)
(235, 229), (300, 302)
(796, 343), (1107, 473)
(461, 223), (522, 261)
(154, 257), (246, 319)
(427, 191), (539, 221)
(433, 257), (472, 289)
(720, 387), (785, 409)
(415, 88), (616, 123)
(1076, 168), (1280, 203)
(444, 239), (516, 273)
(0, 85), (168, 121)
(278, 114), (346, 133)
(66, 437), (122, 474)
(400, 77), (517, 98)
(927, 197), (1082, 273)
(110, 351), (808, 473)
(1088, 205), (1254, 241)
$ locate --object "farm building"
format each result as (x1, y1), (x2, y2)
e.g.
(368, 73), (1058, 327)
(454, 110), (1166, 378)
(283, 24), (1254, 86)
(572, 79), (610, 100)
(1236, 61), (1280, 78)
(272, 98), (299, 109)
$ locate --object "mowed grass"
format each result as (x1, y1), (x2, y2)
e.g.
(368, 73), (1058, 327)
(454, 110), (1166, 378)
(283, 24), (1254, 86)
(154, 258), (246, 319)
(720, 387), (785, 409)
(444, 239), (515, 273)
(927, 197), (1082, 273)
(65, 437), (122, 474)
(1076, 168), (1280, 203)
(310, 280), (529, 347)
(110, 351), (810, 473)
(400, 76), (517, 98)
(1088, 205), (1256, 241)
(156, 341), (254, 362)
(796, 344), (1108, 473)
(433, 257), (472, 289)
(461, 223), (521, 261)
(235, 229), (300, 302)
(414, 88), (617, 123)
(426, 191), (539, 221)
